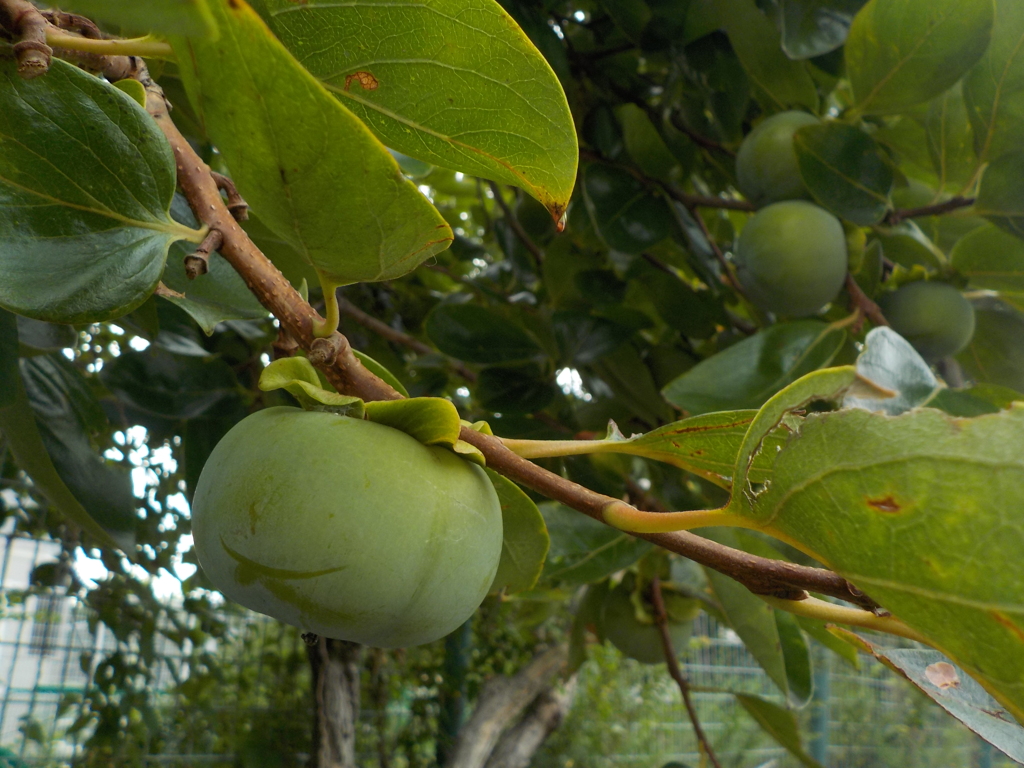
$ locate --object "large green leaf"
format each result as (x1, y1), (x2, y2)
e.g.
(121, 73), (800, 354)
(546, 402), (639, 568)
(661, 321), (846, 415)
(845, 0), (994, 115)
(714, 0), (819, 112)
(956, 298), (1024, 391)
(779, 0), (867, 60)
(486, 470), (549, 594)
(57, 0), (217, 36)
(963, 0), (1024, 165)
(751, 404), (1024, 722)
(0, 312), (129, 552)
(0, 59), (201, 324)
(974, 151), (1024, 239)
(540, 502), (651, 585)
(952, 225), (1024, 311)
(250, 0), (578, 218)
(794, 122), (893, 225)
(925, 84), (976, 190)
(172, 0), (452, 289)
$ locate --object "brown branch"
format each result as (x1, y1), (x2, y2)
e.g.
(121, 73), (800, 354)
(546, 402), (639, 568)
(651, 578), (722, 768)
(487, 181), (544, 267)
(845, 274), (888, 329)
(139, 63), (878, 612)
(210, 171), (249, 221)
(886, 196), (974, 225)
(337, 295), (478, 383)
(184, 228), (223, 279)
(0, 0), (51, 78)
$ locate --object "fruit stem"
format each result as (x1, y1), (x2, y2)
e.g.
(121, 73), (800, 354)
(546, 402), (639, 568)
(760, 595), (927, 644)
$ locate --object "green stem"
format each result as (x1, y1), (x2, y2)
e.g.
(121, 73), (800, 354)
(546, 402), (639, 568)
(760, 595), (928, 643)
(313, 280), (340, 338)
(46, 30), (174, 59)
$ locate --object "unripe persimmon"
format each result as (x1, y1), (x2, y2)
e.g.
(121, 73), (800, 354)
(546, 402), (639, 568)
(192, 407), (503, 648)
(734, 201), (848, 317)
(736, 111), (819, 207)
(878, 281), (976, 361)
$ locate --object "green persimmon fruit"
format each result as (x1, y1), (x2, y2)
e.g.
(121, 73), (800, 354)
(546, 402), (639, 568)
(736, 111), (820, 207)
(735, 200), (848, 317)
(192, 407), (503, 648)
(599, 581), (700, 665)
(878, 281), (976, 362)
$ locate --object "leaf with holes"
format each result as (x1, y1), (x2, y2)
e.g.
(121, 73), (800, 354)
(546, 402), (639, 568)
(249, 0), (577, 219)
(0, 58), (203, 324)
(171, 0), (452, 290)
(735, 377), (1024, 722)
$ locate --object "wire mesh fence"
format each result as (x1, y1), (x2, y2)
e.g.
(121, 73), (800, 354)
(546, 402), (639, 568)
(0, 529), (1010, 768)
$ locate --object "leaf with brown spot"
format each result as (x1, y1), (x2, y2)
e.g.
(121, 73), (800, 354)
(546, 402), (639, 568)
(171, 0), (452, 287)
(248, 0), (577, 218)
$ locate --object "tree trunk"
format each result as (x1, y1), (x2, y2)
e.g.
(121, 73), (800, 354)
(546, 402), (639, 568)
(483, 678), (577, 768)
(445, 645), (566, 768)
(306, 636), (362, 768)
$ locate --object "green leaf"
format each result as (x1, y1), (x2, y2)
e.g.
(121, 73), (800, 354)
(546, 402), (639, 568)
(540, 502), (652, 585)
(353, 350), (409, 398)
(250, 0), (578, 218)
(0, 314), (128, 552)
(514, 411), (788, 489)
(843, 326), (938, 415)
(794, 123), (894, 225)
(871, 222), (945, 270)
(0, 58), (201, 324)
(925, 83), (976, 190)
(426, 304), (542, 364)
(258, 357), (365, 415)
(582, 164), (674, 255)
(926, 384), (1023, 417)
(589, 343), (675, 427)
(779, 0), (867, 60)
(20, 356), (137, 549)
(795, 615), (861, 668)
(963, 0), (1024, 165)
(616, 104), (680, 182)
(661, 321), (846, 415)
(703, 530), (789, 696)
(752, 404), (1024, 722)
(956, 298), (1024, 391)
(776, 609), (813, 707)
(851, 638), (1024, 762)
(56, 0), (218, 36)
(735, 694), (825, 768)
(171, 0), (452, 289)
(716, 0), (819, 112)
(477, 364), (556, 415)
(552, 310), (634, 366)
(952, 224), (1024, 310)
(102, 349), (240, 420)
(486, 470), (549, 594)
(975, 151), (1024, 239)
(160, 198), (269, 335)
(15, 316), (76, 357)
(363, 398), (463, 448)
(845, 0), (994, 115)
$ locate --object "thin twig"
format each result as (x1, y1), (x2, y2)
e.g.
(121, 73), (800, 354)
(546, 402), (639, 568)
(845, 274), (888, 328)
(211, 171), (249, 221)
(337, 295), (478, 382)
(138, 62), (879, 612)
(184, 228), (223, 279)
(689, 206), (746, 299)
(0, 0), (51, 78)
(651, 578), (723, 768)
(487, 180), (545, 267)
(886, 196), (974, 225)
(667, 113), (736, 158)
